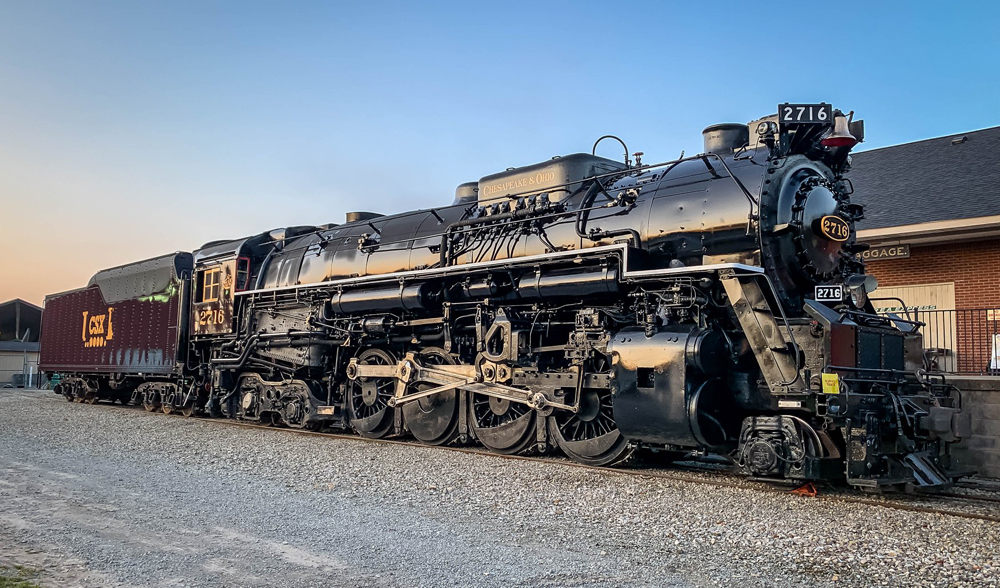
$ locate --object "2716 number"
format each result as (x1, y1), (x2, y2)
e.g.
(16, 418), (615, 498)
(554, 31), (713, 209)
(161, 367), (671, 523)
(199, 309), (226, 326)
(814, 285), (844, 302)
(778, 103), (832, 124)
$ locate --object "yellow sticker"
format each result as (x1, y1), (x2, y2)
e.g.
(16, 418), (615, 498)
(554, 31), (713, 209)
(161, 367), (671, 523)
(821, 373), (840, 394)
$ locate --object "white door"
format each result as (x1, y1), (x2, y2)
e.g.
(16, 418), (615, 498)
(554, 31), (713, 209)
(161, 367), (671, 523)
(872, 283), (957, 372)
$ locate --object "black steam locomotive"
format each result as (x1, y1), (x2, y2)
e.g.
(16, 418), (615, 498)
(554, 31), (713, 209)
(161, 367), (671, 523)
(42, 103), (967, 490)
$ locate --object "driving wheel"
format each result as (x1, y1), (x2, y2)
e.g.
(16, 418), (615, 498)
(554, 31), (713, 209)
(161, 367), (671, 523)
(348, 348), (397, 439)
(402, 348), (462, 446)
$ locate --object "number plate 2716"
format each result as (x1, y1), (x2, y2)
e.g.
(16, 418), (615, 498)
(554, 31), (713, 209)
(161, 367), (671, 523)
(814, 285), (844, 302)
(779, 103), (832, 124)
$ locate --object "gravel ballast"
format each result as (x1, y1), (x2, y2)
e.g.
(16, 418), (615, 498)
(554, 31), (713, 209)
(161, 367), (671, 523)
(1, 389), (998, 587)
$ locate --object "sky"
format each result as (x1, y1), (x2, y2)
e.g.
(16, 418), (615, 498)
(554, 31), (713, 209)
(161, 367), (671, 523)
(2, 1), (998, 305)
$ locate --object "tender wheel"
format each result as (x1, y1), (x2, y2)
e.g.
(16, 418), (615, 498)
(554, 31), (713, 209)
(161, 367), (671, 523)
(55, 384), (73, 402)
(348, 348), (397, 439)
(471, 393), (536, 455)
(548, 387), (632, 467)
(172, 390), (197, 416)
(61, 385), (77, 402)
(142, 388), (161, 413)
(402, 348), (461, 446)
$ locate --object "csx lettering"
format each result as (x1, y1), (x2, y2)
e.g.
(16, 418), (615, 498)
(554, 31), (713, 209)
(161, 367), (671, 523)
(82, 307), (114, 348)
(89, 315), (105, 335)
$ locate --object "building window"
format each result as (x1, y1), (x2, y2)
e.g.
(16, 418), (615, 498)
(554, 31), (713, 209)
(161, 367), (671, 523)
(202, 268), (221, 302)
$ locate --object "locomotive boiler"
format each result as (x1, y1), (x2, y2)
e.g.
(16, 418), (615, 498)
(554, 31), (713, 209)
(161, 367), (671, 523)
(41, 103), (968, 490)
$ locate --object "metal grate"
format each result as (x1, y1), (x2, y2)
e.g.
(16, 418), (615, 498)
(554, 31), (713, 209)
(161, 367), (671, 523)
(879, 307), (1000, 375)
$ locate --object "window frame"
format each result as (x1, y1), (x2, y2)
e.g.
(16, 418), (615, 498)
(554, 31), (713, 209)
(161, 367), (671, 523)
(235, 256), (251, 292)
(201, 267), (222, 303)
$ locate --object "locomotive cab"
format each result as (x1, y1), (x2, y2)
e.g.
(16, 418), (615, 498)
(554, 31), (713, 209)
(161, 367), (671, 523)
(192, 256), (244, 336)
(190, 229), (300, 337)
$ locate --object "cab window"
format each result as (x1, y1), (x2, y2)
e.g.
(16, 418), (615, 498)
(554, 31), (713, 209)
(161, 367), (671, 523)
(235, 257), (251, 291)
(202, 268), (221, 302)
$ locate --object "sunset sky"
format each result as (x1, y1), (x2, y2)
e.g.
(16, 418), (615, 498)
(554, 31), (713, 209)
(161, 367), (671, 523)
(2, 1), (998, 305)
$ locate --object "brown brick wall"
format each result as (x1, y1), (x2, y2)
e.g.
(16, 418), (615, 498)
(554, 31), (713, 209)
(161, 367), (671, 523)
(866, 239), (1000, 309)
(866, 239), (1000, 374)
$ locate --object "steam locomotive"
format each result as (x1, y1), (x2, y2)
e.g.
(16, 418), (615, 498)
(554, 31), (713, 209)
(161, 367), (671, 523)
(41, 103), (968, 490)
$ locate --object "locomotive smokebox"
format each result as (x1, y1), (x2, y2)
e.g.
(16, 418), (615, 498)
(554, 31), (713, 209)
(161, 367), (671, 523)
(702, 123), (749, 155)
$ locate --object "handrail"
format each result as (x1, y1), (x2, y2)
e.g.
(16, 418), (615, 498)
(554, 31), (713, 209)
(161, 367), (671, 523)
(869, 297), (915, 322)
(253, 150), (764, 259)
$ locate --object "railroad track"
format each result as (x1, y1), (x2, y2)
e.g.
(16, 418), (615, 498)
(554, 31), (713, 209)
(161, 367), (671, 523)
(75, 398), (1000, 525)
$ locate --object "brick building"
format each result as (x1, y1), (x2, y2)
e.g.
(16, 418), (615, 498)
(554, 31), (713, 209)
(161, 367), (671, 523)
(851, 125), (1000, 374)
(849, 126), (1000, 476)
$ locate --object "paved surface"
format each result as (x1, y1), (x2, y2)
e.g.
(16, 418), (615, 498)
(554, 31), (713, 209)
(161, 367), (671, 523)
(1, 389), (998, 587)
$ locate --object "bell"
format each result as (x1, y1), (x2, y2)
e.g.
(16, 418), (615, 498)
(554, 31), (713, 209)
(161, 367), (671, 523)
(821, 113), (858, 148)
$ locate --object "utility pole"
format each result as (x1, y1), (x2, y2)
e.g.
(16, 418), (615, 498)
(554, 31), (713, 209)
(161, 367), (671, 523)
(20, 328), (31, 389)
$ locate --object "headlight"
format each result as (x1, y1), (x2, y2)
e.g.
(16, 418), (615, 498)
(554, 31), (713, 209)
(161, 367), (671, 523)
(846, 274), (878, 309)
(850, 285), (868, 308)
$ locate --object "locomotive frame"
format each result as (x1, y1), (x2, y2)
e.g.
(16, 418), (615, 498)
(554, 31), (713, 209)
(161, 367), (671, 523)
(41, 104), (969, 490)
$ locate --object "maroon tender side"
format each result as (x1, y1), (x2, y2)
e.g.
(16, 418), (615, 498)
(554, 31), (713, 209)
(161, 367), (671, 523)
(40, 284), (184, 374)
(39, 252), (192, 375)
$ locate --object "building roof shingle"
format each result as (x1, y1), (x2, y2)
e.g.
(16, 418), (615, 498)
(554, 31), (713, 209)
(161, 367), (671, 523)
(849, 126), (1000, 230)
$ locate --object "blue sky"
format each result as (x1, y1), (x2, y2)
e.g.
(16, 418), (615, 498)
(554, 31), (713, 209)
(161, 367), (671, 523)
(2, 1), (998, 304)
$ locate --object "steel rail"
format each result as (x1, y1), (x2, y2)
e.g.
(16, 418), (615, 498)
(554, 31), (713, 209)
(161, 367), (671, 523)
(65, 399), (1000, 525)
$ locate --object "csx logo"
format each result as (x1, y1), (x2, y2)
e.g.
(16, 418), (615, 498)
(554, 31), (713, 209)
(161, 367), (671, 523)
(82, 308), (114, 348)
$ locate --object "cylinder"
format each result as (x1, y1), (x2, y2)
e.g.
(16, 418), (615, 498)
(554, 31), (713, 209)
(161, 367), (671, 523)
(516, 266), (619, 299)
(330, 282), (440, 315)
(702, 123), (749, 155)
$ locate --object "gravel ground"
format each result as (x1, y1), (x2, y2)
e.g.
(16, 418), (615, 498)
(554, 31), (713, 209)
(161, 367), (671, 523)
(1, 389), (998, 588)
